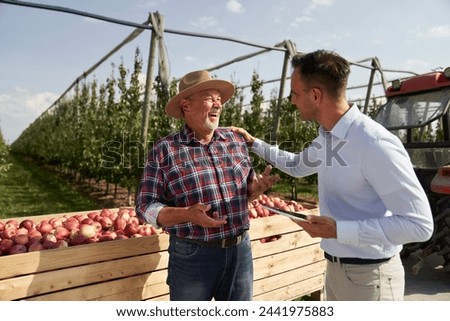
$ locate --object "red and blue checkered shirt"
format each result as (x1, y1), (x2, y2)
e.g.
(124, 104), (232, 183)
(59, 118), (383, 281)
(136, 125), (255, 241)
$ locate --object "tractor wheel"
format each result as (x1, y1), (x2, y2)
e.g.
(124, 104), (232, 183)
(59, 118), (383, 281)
(433, 197), (450, 268)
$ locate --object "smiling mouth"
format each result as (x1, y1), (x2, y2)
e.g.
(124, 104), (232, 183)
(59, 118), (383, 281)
(209, 111), (220, 119)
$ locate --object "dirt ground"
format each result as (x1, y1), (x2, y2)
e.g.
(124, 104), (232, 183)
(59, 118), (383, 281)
(403, 251), (450, 300)
(58, 173), (136, 209)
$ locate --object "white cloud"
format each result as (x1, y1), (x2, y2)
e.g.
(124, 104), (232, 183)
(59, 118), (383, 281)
(137, 1), (160, 9)
(295, 16), (314, 23)
(372, 39), (387, 46)
(293, 0), (334, 25)
(184, 56), (198, 62)
(0, 87), (58, 143)
(401, 59), (430, 71)
(191, 16), (219, 29)
(303, 0), (334, 15)
(226, 0), (245, 14)
(418, 25), (450, 38)
(0, 87), (56, 116)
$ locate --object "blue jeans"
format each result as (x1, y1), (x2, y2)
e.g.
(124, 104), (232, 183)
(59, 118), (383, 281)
(167, 233), (253, 301)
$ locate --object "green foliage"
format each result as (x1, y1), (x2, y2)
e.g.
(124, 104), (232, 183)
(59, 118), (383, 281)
(0, 129), (11, 177)
(10, 48), (321, 204)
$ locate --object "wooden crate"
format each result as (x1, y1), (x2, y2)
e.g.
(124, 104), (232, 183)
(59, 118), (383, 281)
(0, 207), (325, 301)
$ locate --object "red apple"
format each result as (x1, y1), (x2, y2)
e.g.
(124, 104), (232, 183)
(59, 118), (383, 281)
(19, 219), (36, 231)
(69, 232), (87, 246)
(124, 223), (139, 237)
(118, 211), (130, 222)
(54, 239), (69, 248)
(113, 217), (127, 231)
(138, 225), (153, 236)
(3, 227), (17, 239)
(38, 221), (54, 234)
(28, 228), (42, 239)
(42, 232), (57, 244)
(16, 227), (29, 236)
(63, 217), (79, 231)
(5, 219), (19, 228)
(28, 242), (44, 252)
(54, 226), (70, 240)
(9, 244), (27, 255)
(99, 217), (113, 230)
(13, 234), (29, 245)
(81, 217), (94, 225)
(80, 224), (96, 238)
(49, 218), (63, 228)
(87, 211), (100, 220)
(0, 239), (14, 253)
(91, 221), (102, 233)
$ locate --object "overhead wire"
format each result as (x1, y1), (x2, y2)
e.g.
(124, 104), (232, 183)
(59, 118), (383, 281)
(1, 0), (419, 123)
(0, 0), (286, 53)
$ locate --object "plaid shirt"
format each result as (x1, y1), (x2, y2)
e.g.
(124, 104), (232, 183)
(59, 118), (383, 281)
(136, 125), (254, 241)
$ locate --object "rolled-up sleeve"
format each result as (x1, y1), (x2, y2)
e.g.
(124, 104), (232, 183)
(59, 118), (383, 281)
(135, 155), (167, 229)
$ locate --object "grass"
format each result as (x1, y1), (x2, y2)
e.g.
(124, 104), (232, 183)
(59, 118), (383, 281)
(269, 176), (318, 203)
(0, 154), (98, 219)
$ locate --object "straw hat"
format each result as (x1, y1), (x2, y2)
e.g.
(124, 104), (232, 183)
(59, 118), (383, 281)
(165, 70), (235, 118)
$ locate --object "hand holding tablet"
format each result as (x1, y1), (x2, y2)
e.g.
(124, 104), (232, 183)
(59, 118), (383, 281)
(260, 204), (309, 222)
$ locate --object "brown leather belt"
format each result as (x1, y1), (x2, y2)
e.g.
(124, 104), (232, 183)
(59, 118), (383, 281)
(183, 231), (247, 248)
(325, 252), (391, 265)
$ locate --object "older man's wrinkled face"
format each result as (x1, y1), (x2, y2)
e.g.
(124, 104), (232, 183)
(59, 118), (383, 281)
(184, 89), (223, 131)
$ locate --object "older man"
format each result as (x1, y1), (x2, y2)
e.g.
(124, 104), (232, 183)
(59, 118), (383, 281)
(136, 70), (279, 301)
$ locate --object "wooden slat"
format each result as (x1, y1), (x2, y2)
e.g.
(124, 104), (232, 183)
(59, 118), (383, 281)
(251, 230), (319, 259)
(248, 213), (307, 239)
(0, 233), (169, 280)
(26, 258), (325, 301)
(26, 270), (169, 301)
(0, 251), (169, 300)
(253, 244), (324, 280)
(253, 261), (326, 296)
(149, 294), (170, 301)
(253, 275), (324, 301)
(1, 205), (325, 301)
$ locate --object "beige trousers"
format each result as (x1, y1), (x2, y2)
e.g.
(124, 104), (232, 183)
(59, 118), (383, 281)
(324, 254), (404, 301)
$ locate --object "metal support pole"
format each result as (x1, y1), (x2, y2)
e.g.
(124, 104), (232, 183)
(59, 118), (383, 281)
(363, 59), (376, 115)
(271, 49), (290, 143)
(136, 12), (160, 203)
(141, 12), (162, 148)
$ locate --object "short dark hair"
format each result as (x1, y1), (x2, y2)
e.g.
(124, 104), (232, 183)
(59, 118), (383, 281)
(291, 50), (350, 99)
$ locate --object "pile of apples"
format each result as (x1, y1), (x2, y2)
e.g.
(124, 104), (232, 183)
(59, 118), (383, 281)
(0, 195), (306, 256)
(248, 194), (306, 243)
(248, 194), (305, 219)
(0, 208), (157, 256)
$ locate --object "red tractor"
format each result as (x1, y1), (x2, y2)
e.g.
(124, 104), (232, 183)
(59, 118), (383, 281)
(373, 67), (450, 274)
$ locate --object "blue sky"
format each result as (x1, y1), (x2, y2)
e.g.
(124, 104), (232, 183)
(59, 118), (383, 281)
(1, 0), (449, 143)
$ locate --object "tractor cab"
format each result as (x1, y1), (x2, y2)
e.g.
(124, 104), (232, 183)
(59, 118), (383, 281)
(373, 67), (450, 273)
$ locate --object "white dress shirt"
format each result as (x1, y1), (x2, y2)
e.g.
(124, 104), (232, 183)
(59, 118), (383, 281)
(252, 105), (434, 259)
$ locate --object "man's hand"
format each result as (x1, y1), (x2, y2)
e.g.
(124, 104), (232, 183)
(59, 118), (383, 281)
(187, 203), (228, 228)
(247, 165), (280, 202)
(294, 215), (337, 239)
(158, 203), (227, 228)
(229, 126), (256, 147)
